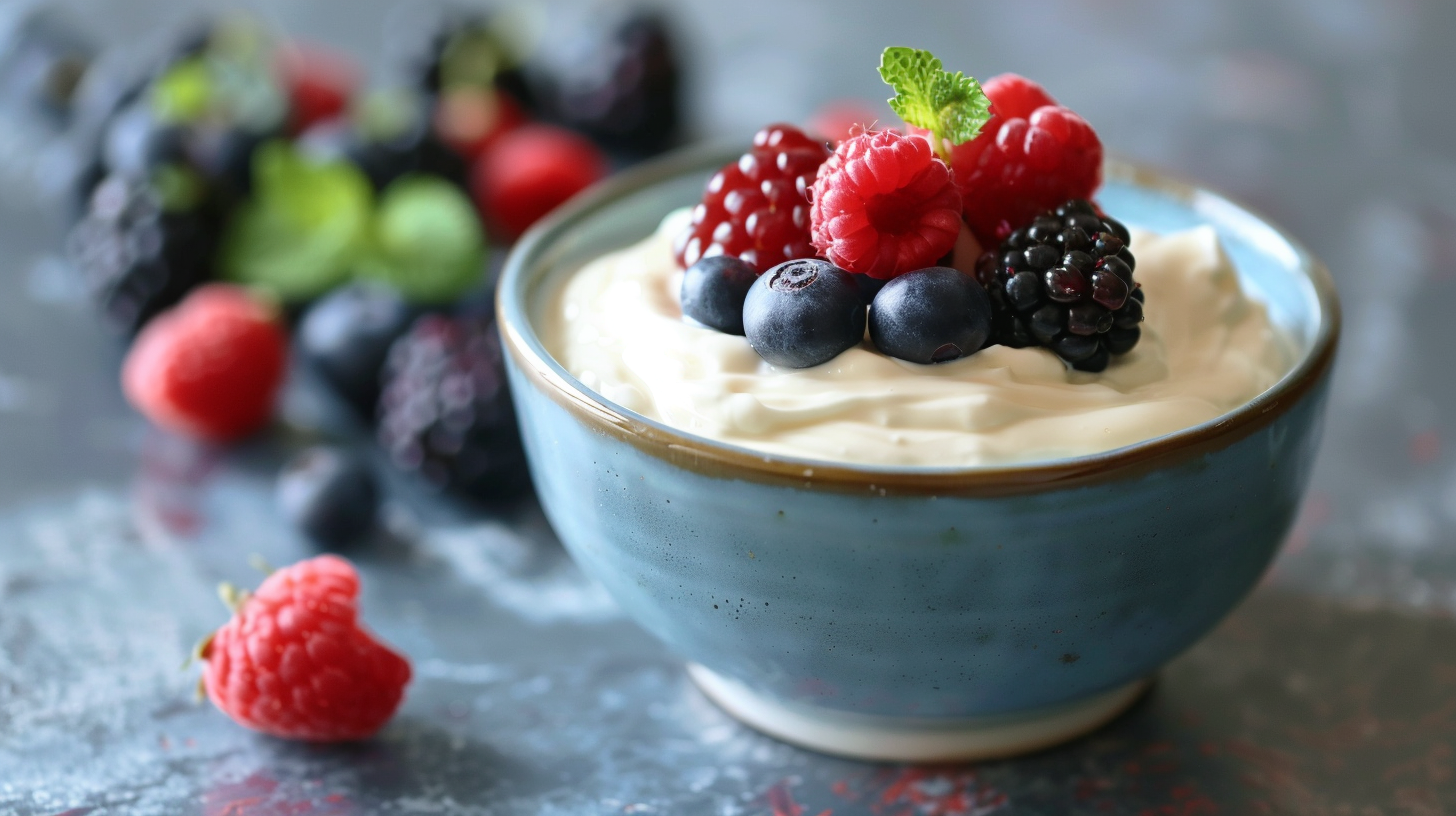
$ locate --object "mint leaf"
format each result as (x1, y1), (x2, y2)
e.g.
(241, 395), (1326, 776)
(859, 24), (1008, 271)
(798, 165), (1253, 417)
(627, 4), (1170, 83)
(220, 141), (373, 301)
(879, 47), (991, 159)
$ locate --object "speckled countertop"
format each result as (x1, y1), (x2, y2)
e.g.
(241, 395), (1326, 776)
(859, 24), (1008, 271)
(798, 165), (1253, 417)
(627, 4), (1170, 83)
(1, 0), (1454, 813)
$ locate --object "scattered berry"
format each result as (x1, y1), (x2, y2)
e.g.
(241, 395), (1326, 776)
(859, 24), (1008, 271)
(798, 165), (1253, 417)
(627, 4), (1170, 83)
(674, 123), (830, 273)
(680, 255), (758, 335)
(433, 85), (525, 161)
(550, 10), (681, 154)
(809, 129), (962, 279)
(275, 42), (359, 135)
(298, 283), (416, 414)
(358, 175), (487, 303)
(471, 124), (608, 240)
(66, 174), (219, 332)
(301, 89), (468, 192)
(121, 284), (287, 442)
(414, 15), (536, 115)
(277, 447), (379, 549)
(868, 266), (992, 364)
(200, 555), (411, 741)
(941, 74), (1102, 243)
(743, 259), (866, 368)
(378, 314), (527, 498)
(973, 199), (1142, 372)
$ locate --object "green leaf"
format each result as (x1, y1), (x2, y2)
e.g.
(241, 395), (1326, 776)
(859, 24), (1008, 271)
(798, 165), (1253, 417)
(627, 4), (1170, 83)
(150, 58), (214, 124)
(878, 47), (991, 158)
(355, 175), (488, 304)
(220, 141), (373, 301)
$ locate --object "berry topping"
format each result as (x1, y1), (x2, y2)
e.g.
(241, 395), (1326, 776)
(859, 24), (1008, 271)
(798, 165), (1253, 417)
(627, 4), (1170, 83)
(680, 255), (758, 335)
(298, 283), (417, 415)
(868, 266), (992, 364)
(808, 129), (962, 279)
(199, 555), (411, 741)
(673, 123), (830, 273)
(471, 123), (609, 241)
(277, 446), (380, 550)
(378, 314), (527, 498)
(743, 259), (866, 368)
(121, 284), (287, 442)
(974, 199), (1143, 372)
(941, 73), (1103, 243)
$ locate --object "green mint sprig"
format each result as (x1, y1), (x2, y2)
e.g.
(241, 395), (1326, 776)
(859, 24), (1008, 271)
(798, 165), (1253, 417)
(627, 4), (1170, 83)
(879, 47), (991, 162)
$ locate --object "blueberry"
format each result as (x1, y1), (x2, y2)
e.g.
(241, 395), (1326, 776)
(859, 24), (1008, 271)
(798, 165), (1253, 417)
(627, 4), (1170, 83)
(850, 273), (889, 304)
(680, 255), (757, 334)
(868, 267), (992, 364)
(299, 283), (418, 414)
(743, 259), (865, 368)
(277, 446), (379, 549)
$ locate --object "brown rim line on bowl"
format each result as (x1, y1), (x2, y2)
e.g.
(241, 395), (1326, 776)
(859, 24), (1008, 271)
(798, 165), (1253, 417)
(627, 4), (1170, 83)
(498, 146), (1341, 498)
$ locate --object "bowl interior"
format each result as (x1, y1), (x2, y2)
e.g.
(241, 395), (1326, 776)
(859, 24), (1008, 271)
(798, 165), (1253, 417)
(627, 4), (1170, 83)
(502, 148), (1337, 474)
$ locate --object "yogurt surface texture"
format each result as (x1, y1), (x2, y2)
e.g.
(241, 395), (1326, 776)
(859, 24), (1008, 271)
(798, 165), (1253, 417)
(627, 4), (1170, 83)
(541, 209), (1292, 467)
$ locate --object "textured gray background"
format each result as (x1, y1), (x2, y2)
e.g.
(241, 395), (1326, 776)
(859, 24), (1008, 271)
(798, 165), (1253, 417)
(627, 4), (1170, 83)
(1, 0), (1454, 813)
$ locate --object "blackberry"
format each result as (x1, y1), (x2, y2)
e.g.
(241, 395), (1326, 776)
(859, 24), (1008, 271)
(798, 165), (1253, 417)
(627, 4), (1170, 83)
(974, 199), (1144, 372)
(550, 10), (681, 155)
(66, 174), (220, 333)
(377, 314), (526, 500)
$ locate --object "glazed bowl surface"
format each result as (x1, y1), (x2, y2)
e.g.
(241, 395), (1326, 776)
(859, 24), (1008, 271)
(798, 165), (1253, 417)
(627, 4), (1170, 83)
(497, 145), (1338, 755)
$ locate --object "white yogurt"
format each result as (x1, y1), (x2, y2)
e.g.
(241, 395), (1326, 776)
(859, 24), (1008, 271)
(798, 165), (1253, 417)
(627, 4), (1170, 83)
(542, 209), (1292, 467)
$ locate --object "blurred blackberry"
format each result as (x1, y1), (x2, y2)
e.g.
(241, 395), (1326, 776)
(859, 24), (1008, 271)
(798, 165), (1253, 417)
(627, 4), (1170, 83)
(300, 90), (467, 192)
(550, 10), (681, 155)
(974, 198), (1144, 372)
(415, 15), (538, 115)
(378, 314), (526, 499)
(66, 174), (220, 333)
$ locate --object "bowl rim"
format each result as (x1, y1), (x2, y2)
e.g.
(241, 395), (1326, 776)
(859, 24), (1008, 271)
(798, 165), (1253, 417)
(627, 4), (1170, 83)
(497, 143), (1341, 497)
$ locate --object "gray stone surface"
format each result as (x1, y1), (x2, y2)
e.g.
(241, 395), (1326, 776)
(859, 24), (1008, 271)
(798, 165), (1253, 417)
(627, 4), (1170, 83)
(1, 0), (1454, 813)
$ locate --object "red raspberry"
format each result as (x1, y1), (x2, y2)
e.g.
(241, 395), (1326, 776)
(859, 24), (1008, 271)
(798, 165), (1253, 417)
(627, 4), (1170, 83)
(673, 123), (830, 273)
(200, 555), (411, 742)
(944, 73), (1102, 244)
(472, 124), (609, 240)
(808, 129), (963, 279)
(275, 43), (360, 135)
(122, 285), (287, 443)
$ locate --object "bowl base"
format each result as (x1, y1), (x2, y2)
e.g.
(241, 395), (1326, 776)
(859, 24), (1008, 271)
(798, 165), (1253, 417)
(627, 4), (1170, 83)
(687, 663), (1150, 762)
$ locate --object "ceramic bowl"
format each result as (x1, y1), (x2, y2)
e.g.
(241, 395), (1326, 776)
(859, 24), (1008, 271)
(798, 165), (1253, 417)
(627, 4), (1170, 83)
(497, 145), (1340, 762)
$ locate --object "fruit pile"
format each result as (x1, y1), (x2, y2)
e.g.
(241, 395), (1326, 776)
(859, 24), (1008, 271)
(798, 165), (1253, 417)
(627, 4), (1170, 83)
(676, 48), (1142, 372)
(60, 12), (682, 516)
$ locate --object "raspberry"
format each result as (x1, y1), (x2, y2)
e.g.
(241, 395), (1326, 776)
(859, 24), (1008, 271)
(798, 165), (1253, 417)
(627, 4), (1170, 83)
(943, 74), (1102, 244)
(808, 129), (962, 279)
(121, 284), (287, 442)
(200, 555), (411, 742)
(471, 124), (609, 240)
(674, 123), (830, 273)
(275, 43), (359, 135)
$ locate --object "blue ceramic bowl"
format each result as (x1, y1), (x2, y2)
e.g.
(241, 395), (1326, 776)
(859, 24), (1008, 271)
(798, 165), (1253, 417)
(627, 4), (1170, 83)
(497, 145), (1339, 761)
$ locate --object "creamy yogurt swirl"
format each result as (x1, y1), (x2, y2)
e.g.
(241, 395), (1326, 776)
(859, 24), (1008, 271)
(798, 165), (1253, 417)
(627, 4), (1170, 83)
(542, 209), (1292, 467)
